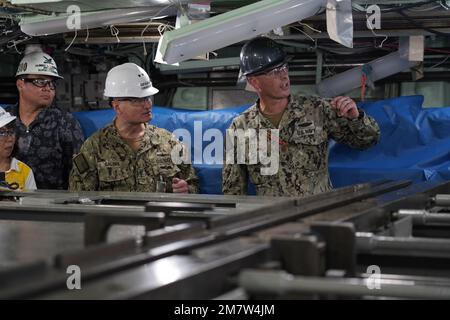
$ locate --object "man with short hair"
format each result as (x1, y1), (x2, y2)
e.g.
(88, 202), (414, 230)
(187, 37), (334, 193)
(223, 36), (380, 197)
(11, 46), (84, 190)
(69, 63), (198, 193)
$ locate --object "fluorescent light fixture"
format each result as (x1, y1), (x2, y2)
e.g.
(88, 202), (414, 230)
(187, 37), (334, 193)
(155, 0), (326, 65)
(11, 0), (61, 3)
(11, 0), (173, 4)
(316, 38), (420, 97)
(326, 0), (353, 48)
(19, 7), (177, 36)
(157, 57), (240, 74)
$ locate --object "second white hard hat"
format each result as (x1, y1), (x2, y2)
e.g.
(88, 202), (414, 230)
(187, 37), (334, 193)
(104, 63), (159, 98)
(0, 107), (16, 129)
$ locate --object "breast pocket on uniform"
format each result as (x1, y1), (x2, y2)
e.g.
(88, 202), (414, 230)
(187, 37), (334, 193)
(290, 124), (328, 171)
(97, 161), (129, 185)
(155, 152), (181, 178)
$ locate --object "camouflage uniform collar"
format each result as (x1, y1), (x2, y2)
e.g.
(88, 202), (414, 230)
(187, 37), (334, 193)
(285, 94), (307, 123)
(245, 99), (281, 129)
(247, 95), (305, 129)
(105, 120), (124, 144)
(107, 121), (161, 154)
(242, 103), (262, 129)
(144, 124), (163, 148)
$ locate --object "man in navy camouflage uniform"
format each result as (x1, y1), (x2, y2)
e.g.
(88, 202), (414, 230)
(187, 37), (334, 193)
(69, 63), (198, 193)
(222, 37), (380, 197)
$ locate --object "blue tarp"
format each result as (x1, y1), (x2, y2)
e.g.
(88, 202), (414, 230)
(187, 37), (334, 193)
(329, 95), (450, 188)
(73, 105), (250, 143)
(73, 105), (251, 194)
(6, 95), (450, 194)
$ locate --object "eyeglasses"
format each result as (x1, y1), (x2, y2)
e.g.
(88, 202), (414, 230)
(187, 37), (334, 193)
(254, 63), (289, 77)
(21, 78), (57, 90)
(115, 96), (152, 106)
(0, 130), (15, 138)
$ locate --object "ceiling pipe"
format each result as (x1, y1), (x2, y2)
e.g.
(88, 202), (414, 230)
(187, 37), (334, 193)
(20, 6), (179, 36)
(316, 37), (422, 97)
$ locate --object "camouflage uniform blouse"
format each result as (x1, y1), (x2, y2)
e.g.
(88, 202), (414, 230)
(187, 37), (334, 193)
(222, 95), (380, 197)
(69, 122), (199, 193)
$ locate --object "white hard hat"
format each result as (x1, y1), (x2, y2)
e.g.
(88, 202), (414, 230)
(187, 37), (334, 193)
(0, 107), (16, 129)
(104, 63), (159, 98)
(16, 51), (63, 79)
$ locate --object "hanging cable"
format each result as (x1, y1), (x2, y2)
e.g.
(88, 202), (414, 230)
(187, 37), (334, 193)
(429, 55), (450, 68)
(408, 4), (441, 11)
(141, 2), (177, 56)
(157, 23), (175, 36)
(9, 39), (22, 54)
(65, 29), (77, 51)
(290, 26), (317, 49)
(397, 10), (450, 36)
(298, 21), (322, 34)
(7, 35), (32, 54)
(110, 25), (120, 43)
(378, 0), (441, 12)
(365, 9), (388, 48)
(84, 26), (90, 42)
(441, 0), (450, 10)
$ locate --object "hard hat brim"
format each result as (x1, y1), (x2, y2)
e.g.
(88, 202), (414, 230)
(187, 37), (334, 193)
(16, 71), (64, 80)
(104, 86), (159, 99)
(0, 115), (16, 129)
(243, 55), (293, 77)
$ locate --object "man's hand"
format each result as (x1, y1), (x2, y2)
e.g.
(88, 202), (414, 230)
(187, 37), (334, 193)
(330, 96), (359, 120)
(172, 177), (189, 193)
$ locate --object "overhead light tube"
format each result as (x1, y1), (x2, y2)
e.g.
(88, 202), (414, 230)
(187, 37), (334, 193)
(155, 0), (326, 65)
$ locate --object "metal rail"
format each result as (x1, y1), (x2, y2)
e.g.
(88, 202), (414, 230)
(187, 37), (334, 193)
(1, 179), (448, 299)
(239, 270), (450, 299)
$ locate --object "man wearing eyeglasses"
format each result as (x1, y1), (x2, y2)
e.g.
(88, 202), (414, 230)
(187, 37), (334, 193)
(0, 107), (36, 191)
(69, 63), (198, 193)
(222, 36), (380, 197)
(10, 46), (84, 190)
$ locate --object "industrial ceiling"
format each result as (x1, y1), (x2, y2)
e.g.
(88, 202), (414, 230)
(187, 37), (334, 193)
(1, 1), (450, 49)
(1, 0), (450, 102)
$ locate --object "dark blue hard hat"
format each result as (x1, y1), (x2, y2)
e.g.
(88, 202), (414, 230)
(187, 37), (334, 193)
(240, 37), (290, 76)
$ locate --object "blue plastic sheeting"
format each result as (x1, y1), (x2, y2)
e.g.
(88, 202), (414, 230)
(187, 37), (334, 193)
(73, 96), (450, 194)
(74, 105), (250, 140)
(73, 105), (251, 194)
(329, 95), (450, 188)
(7, 95), (450, 194)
